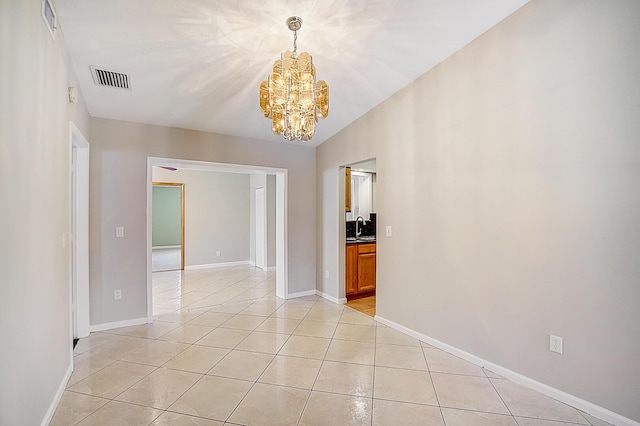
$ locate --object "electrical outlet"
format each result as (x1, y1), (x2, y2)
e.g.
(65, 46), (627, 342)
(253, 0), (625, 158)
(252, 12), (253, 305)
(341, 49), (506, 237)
(216, 251), (221, 257)
(114, 289), (122, 300)
(550, 334), (563, 354)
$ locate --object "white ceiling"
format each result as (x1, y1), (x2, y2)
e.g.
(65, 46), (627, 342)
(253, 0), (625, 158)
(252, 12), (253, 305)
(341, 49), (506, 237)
(54, 0), (529, 147)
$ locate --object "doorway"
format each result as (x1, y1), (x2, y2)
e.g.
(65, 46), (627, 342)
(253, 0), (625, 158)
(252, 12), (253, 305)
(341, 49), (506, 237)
(341, 159), (377, 317)
(69, 122), (90, 342)
(151, 182), (185, 272)
(145, 157), (289, 323)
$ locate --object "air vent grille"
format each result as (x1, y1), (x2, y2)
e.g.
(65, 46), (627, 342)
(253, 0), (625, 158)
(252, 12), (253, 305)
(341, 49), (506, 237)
(91, 66), (131, 90)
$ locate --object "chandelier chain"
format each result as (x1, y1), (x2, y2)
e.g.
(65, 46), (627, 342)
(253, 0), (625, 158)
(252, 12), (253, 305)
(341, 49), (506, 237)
(293, 30), (297, 56)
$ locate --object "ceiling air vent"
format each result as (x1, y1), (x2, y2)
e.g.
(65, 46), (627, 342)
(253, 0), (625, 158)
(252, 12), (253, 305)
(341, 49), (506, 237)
(90, 66), (131, 90)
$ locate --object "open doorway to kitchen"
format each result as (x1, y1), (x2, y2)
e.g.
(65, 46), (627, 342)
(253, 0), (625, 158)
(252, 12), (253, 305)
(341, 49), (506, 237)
(146, 157), (288, 322)
(151, 182), (185, 272)
(342, 158), (377, 317)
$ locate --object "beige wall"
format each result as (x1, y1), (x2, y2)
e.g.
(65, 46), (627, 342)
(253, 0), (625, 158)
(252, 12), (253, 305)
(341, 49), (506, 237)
(153, 167), (251, 266)
(0, 1), (90, 424)
(89, 118), (316, 325)
(317, 0), (640, 422)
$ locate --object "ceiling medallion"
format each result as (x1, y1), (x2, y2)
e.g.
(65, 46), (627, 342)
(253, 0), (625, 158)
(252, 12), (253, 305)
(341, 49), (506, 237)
(259, 16), (329, 141)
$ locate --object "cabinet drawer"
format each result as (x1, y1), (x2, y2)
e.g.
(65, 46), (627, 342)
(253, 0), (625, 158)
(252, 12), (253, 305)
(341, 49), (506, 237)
(358, 243), (376, 254)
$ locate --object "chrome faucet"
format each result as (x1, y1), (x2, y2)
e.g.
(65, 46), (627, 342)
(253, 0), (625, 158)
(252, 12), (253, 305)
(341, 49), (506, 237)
(355, 216), (365, 238)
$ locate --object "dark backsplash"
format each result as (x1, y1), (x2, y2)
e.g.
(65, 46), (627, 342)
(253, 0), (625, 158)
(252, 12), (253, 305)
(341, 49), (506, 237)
(346, 213), (377, 238)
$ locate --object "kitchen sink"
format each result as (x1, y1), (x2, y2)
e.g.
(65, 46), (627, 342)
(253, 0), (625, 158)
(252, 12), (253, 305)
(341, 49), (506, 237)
(347, 236), (376, 242)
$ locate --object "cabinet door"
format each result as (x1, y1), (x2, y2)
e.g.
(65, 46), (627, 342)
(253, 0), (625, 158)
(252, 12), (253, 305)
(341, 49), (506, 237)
(346, 244), (358, 295)
(345, 167), (351, 212)
(357, 252), (376, 292)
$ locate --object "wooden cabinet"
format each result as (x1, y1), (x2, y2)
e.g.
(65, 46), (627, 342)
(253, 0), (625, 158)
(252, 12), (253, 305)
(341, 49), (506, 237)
(346, 244), (358, 295)
(346, 242), (376, 300)
(345, 167), (351, 212)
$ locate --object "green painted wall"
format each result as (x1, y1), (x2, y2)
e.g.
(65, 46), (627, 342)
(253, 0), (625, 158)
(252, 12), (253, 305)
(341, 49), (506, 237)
(152, 186), (181, 247)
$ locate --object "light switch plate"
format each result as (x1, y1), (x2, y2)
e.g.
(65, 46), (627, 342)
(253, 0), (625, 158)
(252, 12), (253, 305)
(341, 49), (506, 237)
(386, 226), (392, 237)
(115, 227), (124, 238)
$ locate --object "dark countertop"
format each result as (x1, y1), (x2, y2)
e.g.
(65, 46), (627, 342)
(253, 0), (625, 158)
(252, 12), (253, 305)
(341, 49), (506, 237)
(346, 236), (377, 245)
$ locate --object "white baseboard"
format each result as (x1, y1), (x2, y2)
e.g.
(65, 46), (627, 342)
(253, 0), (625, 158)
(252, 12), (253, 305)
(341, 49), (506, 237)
(255, 265), (275, 272)
(185, 260), (250, 270)
(152, 245), (181, 249)
(41, 362), (73, 426)
(316, 290), (346, 304)
(286, 289), (317, 299)
(247, 261), (275, 271)
(89, 317), (148, 332)
(374, 315), (639, 426)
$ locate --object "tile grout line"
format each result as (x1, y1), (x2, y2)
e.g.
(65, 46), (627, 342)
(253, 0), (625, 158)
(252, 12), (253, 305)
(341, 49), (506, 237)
(293, 297), (328, 425)
(294, 298), (343, 425)
(108, 333), (202, 422)
(369, 315), (377, 426)
(486, 374), (520, 425)
(57, 391), (111, 426)
(420, 342), (447, 426)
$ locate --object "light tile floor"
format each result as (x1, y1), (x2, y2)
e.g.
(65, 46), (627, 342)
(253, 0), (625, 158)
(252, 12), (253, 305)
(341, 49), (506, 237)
(53, 266), (611, 425)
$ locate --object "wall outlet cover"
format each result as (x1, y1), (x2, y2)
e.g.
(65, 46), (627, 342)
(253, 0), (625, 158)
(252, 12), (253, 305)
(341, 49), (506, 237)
(550, 334), (563, 354)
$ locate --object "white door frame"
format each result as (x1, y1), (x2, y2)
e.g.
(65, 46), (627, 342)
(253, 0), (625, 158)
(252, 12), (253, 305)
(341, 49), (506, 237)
(69, 122), (90, 340)
(145, 157), (289, 322)
(255, 187), (267, 270)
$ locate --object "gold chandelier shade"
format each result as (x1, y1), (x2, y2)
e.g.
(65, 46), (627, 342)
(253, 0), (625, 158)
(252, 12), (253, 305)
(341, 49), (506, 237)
(259, 17), (329, 141)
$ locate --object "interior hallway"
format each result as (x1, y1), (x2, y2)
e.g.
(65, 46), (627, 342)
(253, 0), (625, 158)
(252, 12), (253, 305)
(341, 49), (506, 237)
(52, 266), (610, 425)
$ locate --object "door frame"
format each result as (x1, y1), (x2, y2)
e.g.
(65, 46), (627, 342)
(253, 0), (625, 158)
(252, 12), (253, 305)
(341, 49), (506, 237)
(338, 159), (377, 303)
(69, 122), (90, 343)
(255, 187), (267, 269)
(151, 182), (185, 271)
(145, 157), (289, 323)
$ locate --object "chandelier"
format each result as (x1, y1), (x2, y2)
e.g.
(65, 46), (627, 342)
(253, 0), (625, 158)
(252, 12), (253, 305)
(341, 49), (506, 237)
(259, 16), (329, 141)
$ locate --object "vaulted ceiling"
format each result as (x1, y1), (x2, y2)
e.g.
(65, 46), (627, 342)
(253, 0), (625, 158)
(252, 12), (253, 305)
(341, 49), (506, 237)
(54, 0), (529, 146)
